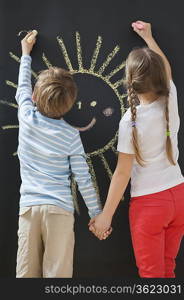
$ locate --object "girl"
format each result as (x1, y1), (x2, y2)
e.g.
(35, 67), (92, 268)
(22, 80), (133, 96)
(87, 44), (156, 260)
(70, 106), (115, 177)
(89, 20), (184, 278)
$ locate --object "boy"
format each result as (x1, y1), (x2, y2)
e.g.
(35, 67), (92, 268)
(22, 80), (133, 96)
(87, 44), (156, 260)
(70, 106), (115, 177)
(16, 31), (105, 278)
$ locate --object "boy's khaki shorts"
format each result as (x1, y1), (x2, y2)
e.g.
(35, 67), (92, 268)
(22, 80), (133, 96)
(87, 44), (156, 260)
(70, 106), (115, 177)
(16, 204), (75, 278)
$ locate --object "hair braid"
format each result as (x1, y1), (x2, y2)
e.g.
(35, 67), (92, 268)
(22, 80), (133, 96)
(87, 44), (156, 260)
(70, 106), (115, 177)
(165, 98), (176, 165)
(128, 84), (144, 166)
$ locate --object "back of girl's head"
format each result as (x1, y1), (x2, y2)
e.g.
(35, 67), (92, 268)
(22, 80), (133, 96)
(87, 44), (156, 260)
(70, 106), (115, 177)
(123, 47), (175, 166)
(33, 67), (77, 119)
(124, 47), (169, 97)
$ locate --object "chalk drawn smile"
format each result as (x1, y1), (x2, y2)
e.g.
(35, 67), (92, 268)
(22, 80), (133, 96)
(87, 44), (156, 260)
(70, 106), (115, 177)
(75, 117), (96, 132)
(74, 106), (114, 132)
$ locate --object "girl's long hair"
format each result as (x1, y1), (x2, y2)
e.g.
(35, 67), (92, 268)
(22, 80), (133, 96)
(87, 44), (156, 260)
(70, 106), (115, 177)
(124, 47), (175, 166)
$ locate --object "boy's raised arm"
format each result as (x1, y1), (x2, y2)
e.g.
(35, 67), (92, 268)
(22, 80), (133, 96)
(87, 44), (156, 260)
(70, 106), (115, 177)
(15, 31), (36, 107)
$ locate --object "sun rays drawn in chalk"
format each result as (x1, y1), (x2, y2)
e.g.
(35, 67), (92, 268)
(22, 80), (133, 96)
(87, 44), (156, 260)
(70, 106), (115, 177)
(0, 32), (127, 211)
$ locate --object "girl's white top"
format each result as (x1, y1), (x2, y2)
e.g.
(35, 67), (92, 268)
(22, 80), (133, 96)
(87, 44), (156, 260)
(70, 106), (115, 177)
(117, 80), (184, 197)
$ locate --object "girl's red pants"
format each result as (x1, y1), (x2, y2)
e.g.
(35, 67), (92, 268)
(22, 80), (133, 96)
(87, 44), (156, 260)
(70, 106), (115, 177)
(129, 182), (184, 278)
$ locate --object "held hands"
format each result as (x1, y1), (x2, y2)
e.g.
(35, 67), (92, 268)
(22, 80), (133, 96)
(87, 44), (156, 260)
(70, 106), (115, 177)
(88, 212), (113, 240)
(21, 31), (37, 56)
(132, 20), (153, 42)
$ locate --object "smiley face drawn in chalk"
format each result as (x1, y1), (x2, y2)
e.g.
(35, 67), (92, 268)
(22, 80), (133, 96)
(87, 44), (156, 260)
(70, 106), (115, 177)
(75, 105), (114, 131)
(64, 73), (122, 154)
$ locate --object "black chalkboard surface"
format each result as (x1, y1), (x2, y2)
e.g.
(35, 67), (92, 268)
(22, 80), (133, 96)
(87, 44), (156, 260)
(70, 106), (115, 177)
(0, 0), (184, 277)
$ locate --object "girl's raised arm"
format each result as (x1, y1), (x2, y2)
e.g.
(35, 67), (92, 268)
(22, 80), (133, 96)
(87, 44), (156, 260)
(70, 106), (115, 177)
(132, 20), (172, 80)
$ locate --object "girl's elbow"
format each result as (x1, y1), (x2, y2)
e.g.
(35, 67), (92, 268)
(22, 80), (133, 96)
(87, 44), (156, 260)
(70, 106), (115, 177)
(114, 169), (131, 180)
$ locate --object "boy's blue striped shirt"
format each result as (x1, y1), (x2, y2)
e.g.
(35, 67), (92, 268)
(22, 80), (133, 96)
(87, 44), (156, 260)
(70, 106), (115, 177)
(16, 55), (102, 217)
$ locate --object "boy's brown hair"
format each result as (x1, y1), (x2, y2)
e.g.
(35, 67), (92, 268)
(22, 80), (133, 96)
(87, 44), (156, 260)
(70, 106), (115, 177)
(33, 67), (77, 119)
(123, 47), (175, 166)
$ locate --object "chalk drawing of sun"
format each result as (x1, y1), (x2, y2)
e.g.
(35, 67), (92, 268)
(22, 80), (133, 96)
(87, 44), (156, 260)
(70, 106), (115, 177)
(0, 32), (127, 212)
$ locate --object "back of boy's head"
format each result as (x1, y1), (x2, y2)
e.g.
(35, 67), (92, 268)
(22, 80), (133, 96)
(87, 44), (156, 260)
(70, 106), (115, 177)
(33, 67), (77, 119)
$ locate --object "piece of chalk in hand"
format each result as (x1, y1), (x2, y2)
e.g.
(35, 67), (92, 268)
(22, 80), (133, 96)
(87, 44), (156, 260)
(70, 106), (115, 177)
(132, 22), (144, 30)
(27, 30), (38, 43)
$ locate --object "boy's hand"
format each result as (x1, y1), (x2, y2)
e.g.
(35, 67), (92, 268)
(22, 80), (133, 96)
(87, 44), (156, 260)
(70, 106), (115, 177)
(21, 31), (37, 56)
(88, 212), (112, 240)
(132, 20), (153, 43)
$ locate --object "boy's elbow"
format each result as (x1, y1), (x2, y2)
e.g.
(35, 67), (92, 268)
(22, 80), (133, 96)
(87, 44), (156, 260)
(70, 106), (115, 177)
(74, 172), (92, 186)
(15, 93), (19, 104)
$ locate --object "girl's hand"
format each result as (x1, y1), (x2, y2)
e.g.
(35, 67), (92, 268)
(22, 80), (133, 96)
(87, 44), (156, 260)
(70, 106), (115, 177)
(21, 31), (36, 56)
(132, 21), (153, 42)
(88, 212), (112, 240)
(102, 227), (113, 240)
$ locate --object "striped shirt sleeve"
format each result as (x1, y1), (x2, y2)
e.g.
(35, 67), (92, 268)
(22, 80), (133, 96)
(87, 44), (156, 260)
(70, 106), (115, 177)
(69, 131), (102, 218)
(15, 55), (33, 111)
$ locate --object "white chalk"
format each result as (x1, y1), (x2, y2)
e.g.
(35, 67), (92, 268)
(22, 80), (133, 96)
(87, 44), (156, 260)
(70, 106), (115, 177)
(27, 30), (38, 43)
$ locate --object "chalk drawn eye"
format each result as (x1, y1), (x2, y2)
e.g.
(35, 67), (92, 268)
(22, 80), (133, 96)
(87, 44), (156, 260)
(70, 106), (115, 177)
(103, 107), (114, 117)
(90, 101), (97, 107)
(77, 101), (82, 109)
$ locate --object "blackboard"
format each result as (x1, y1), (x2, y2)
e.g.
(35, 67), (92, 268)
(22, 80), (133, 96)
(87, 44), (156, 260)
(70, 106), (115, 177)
(0, 0), (184, 277)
